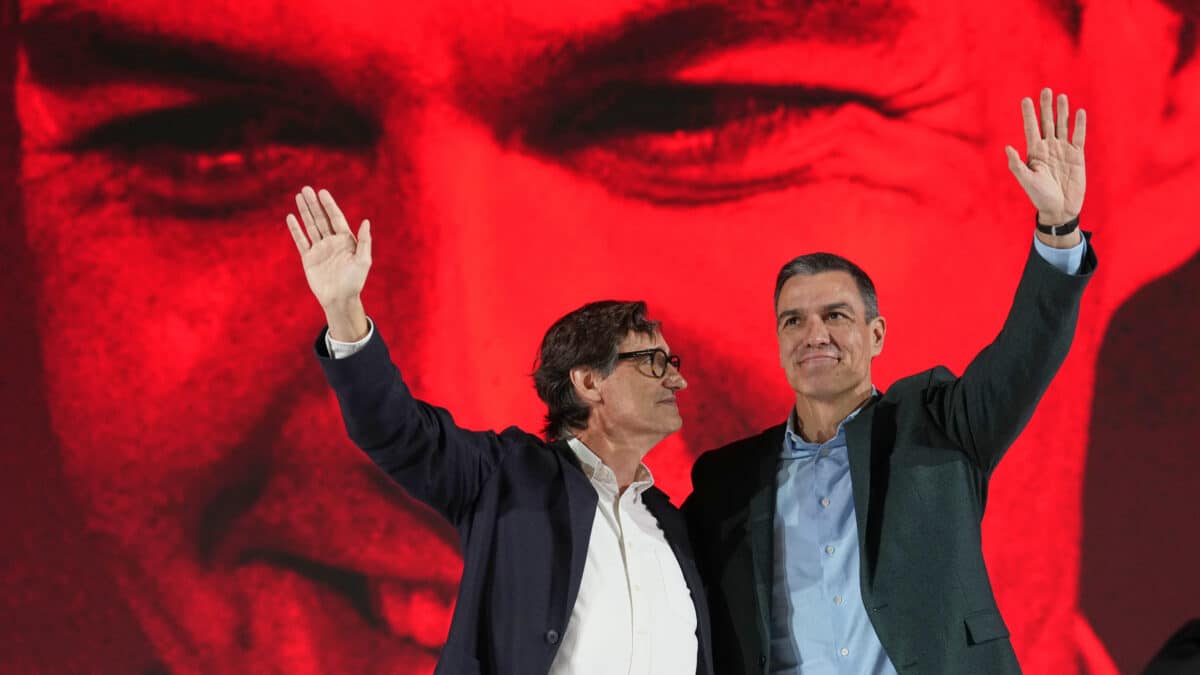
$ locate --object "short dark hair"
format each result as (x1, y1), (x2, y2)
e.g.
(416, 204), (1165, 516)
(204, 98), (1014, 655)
(773, 253), (880, 320)
(533, 300), (660, 441)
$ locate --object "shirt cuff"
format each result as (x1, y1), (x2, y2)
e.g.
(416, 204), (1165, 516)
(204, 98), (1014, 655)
(326, 317), (374, 359)
(1032, 234), (1087, 275)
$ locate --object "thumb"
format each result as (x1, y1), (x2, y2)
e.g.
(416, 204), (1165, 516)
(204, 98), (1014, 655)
(1005, 145), (1034, 183)
(355, 219), (372, 263)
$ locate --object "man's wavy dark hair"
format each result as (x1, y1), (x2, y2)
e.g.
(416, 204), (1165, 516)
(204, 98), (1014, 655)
(533, 300), (659, 442)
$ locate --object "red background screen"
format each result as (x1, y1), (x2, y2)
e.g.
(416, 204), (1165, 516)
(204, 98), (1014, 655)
(2, 0), (1198, 673)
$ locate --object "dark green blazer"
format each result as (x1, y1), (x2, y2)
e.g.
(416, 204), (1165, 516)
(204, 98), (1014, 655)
(684, 241), (1096, 675)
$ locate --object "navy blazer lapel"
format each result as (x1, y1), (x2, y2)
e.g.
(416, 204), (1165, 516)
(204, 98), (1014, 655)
(554, 440), (599, 632)
(748, 424), (785, 652)
(643, 488), (715, 675)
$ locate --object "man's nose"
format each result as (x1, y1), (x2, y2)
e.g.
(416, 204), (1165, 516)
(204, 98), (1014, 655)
(802, 319), (832, 346)
(664, 365), (687, 391)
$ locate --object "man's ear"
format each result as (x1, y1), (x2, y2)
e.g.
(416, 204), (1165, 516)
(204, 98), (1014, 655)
(570, 366), (603, 404)
(870, 315), (887, 357)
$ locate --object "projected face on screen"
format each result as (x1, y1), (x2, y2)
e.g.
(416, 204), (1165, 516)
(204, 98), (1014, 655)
(15, 0), (1199, 672)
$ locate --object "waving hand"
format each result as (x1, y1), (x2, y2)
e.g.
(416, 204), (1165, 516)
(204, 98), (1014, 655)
(1005, 87), (1087, 228)
(285, 187), (372, 341)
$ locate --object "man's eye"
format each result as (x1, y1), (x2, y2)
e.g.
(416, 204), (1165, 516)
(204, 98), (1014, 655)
(523, 81), (900, 205)
(60, 96), (380, 219)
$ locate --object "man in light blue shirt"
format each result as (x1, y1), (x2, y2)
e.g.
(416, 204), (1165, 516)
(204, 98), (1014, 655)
(686, 89), (1094, 675)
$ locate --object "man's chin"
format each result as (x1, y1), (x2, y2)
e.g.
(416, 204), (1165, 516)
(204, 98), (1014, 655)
(116, 556), (443, 675)
(790, 380), (854, 402)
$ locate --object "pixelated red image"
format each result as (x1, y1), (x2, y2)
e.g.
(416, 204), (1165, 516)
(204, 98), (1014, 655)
(2, 0), (1198, 673)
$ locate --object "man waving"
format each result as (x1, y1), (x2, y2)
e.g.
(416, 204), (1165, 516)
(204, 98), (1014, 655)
(685, 88), (1094, 675)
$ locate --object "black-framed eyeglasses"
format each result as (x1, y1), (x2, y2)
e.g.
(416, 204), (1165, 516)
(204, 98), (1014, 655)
(615, 348), (682, 378)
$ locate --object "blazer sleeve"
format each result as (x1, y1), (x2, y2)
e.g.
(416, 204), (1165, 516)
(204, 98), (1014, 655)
(920, 234), (1097, 474)
(316, 325), (521, 526)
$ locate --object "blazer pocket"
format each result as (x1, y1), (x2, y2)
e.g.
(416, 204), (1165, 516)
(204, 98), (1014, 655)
(963, 609), (1010, 646)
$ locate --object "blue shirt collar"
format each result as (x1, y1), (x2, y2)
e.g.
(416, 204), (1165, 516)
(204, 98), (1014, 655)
(783, 387), (878, 457)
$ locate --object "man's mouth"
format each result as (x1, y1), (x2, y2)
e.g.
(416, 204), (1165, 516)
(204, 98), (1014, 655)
(237, 547), (457, 651)
(207, 462), (462, 653)
(797, 352), (839, 366)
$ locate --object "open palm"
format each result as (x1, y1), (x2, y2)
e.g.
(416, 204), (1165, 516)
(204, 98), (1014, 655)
(286, 187), (372, 309)
(1005, 88), (1087, 224)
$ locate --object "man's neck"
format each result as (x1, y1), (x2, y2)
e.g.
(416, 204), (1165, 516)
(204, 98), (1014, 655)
(572, 429), (655, 494)
(792, 386), (875, 444)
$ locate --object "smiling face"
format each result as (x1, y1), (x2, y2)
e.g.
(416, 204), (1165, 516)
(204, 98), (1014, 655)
(15, 0), (1099, 671)
(776, 271), (885, 404)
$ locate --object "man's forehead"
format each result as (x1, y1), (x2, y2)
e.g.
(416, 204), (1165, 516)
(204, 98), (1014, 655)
(21, 0), (443, 68)
(19, 0), (1078, 106)
(22, 0), (915, 77)
(777, 271), (863, 311)
(496, 0), (912, 41)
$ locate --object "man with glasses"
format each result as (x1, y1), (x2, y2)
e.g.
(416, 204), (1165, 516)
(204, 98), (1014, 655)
(285, 187), (711, 675)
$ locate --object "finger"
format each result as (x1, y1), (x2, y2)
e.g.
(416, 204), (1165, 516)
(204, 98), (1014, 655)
(355, 219), (372, 263)
(1072, 108), (1086, 150)
(1005, 145), (1035, 183)
(1056, 93), (1069, 140)
(1039, 87), (1054, 140)
(286, 214), (311, 254)
(302, 186), (332, 237)
(1021, 97), (1039, 152)
(295, 191), (322, 243)
(318, 189), (352, 235)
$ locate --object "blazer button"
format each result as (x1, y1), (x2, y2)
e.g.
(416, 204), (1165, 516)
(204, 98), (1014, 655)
(545, 629), (560, 645)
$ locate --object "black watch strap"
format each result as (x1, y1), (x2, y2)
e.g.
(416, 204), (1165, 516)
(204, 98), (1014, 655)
(1035, 213), (1080, 237)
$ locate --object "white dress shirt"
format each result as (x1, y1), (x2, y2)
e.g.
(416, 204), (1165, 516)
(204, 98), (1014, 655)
(326, 329), (698, 674)
(549, 438), (697, 675)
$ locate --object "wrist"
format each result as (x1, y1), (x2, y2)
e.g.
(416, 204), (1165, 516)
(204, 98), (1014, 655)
(1035, 228), (1083, 249)
(323, 297), (369, 342)
(1034, 211), (1082, 249)
(1037, 211), (1075, 227)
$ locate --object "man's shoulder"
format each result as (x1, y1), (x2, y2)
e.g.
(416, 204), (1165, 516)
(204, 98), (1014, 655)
(692, 423), (785, 480)
(494, 426), (568, 465)
(642, 485), (682, 513)
(879, 365), (959, 402)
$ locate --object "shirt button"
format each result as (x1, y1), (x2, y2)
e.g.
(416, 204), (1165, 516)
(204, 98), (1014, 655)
(833, 595), (843, 605)
(840, 647), (850, 657)
(825, 545), (835, 555)
(545, 629), (560, 645)
(819, 449), (830, 458)
(634, 584), (641, 592)
(820, 497), (831, 508)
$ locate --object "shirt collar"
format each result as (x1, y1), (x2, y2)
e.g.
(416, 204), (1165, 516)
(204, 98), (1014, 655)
(566, 437), (655, 494)
(783, 387), (878, 457)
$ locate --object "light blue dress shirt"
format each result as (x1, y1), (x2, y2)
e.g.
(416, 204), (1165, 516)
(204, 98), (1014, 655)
(768, 235), (1086, 674)
(770, 400), (893, 675)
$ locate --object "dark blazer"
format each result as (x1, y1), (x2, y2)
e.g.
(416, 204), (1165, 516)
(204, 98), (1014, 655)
(317, 331), (714, 675)
(684, 241), (1096, 675)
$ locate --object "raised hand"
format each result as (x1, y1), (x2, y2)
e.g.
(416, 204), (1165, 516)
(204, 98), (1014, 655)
(1005, 87), (1086, 227)
(286, 187), (372, 341)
